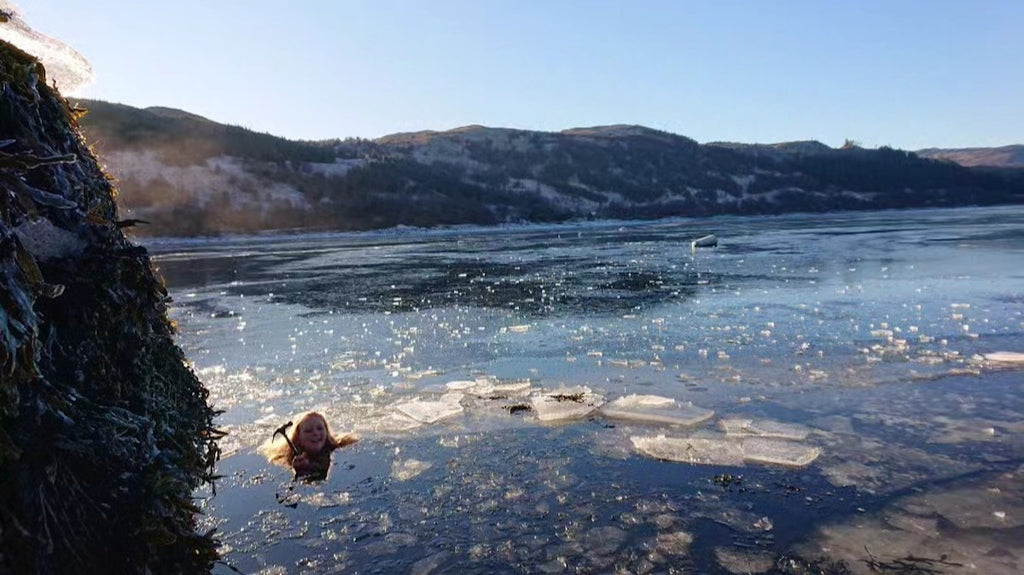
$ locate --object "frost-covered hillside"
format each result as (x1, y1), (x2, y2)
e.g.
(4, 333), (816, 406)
(75, 99), (1024, 236)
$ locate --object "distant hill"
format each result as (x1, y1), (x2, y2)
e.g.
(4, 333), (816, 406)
(915, 145), (1024, 168)
(72, 99), (1024, 237)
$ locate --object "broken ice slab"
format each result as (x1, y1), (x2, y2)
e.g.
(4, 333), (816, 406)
(691, 234), (718, 249)
(361, 411), (427, 433)
(741, 438), (821, 467)
(392, 458), (433, 481)
(600, 394), (715, 427)
(436, 377), (533, 398)
(468, 378), (533, 398)
(530, 386), (605, 422)
(395, 393), (465, 424)
(983, 351), (1024, 364)
(719, 418), (811, 440)
(630, 435), (745, 466)
(631, 434), (821, 468)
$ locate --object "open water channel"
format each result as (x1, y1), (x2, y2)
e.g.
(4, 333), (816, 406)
(147, 206), (1024, 574)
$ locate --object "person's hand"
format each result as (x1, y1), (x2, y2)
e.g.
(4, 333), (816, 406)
(292, 453), (314, 472)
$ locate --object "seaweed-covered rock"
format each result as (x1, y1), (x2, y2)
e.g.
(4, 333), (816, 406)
(0, 39), (220, 574)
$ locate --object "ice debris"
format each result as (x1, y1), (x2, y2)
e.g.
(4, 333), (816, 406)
(720, 418), (810, 440)
(631, 435), (745, 466)
(741, 438), (821, 467)
(691, 234), (718, 249)
(392, 458), (433, 481)
(630, 434), (820, 468)
(983, 351), (1024, 365)
(600, 394), (715, 427)
(530, 386), (605, 422)
(395, 393), (465, 424)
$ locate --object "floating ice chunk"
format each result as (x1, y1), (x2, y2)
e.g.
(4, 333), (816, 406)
(984, 351), (1024, 364)
(395, 393), (464, 424)
(720, 418), (810, 440)
(714, 547), (775, 574)
(741, 438), (820, 467)
(392, 458), (433, 481)
(630, 435), (744, 465)
(357, 411), (424, 433)
(530, 386), (604, 422)
(610, 394), (676, 408)
(469, 378), (533, 398)
(656, 531), (693, 556)
(691, 234), (718, 248)
(445, 380), (477, 390)
(601, 395), (714, 427)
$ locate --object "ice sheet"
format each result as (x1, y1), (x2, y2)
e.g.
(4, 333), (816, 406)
(630, 435), (745, 465)
(530, 386), (605, 422)
(984, 351), (1024, 364)
(395, 393), (465, 424)
(741, 438), (821, 467)
(720, 418), (810, 440)
(601, 395), (715, 427)
(631, 434), (821, 467)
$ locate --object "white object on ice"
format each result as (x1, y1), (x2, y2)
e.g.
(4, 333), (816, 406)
(530, 386), (604, 422)
(395, 393), (465, 424)
(601, 395), (715, 427)
(984, 351), (1024, 364)
(719, 418), (810, 440)
(691, 234), (718, 249)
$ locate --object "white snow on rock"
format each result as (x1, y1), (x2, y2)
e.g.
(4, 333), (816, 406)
(530, 386), (605, 422)
(12, 218), (85, 260)
(0, 2), (94, 94)
(600, 395), (715, 427)
(719, 418), (810, 440)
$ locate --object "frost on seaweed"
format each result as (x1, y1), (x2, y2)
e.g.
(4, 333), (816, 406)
(0, 39), (220, 574)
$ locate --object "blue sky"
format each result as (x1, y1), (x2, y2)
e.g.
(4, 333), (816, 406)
(16, 0), (1024, 149)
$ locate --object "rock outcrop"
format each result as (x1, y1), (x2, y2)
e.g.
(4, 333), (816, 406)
(1, 40), (220, 574)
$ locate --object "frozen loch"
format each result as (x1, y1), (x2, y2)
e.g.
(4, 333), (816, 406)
(153, 206), (1024, 575)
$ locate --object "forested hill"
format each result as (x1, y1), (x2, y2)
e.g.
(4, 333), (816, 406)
(74, 99), (1024, 237)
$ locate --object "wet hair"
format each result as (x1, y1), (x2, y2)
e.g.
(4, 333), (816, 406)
(261, 411), (358, 467)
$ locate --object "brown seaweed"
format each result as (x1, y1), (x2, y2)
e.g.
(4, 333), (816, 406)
(0, 39), (221, 574)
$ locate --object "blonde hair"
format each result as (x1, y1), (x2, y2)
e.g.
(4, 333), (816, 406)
(261, 411), (359, 467)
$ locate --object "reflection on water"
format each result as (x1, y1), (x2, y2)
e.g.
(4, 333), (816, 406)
(151, 207), (1024, 574)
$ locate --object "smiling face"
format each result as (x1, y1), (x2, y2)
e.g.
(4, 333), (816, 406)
(295, 414), (328, 454)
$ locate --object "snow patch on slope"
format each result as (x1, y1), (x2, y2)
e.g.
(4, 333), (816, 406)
(102, 151), (310, 210)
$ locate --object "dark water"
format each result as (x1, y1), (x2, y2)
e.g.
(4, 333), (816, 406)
(148, 206), (1024, 574)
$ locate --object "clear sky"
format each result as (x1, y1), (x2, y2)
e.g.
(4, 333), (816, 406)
(14, 0), (1024, 149)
